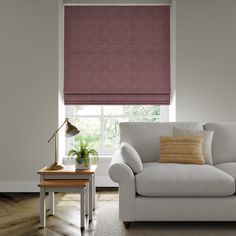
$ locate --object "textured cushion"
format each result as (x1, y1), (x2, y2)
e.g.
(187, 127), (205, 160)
(173, 127), (214, 165)
(159, 136), (205, 165)
(135, 163), (235, 197)
(215, 162), (236, 179)
(204, 123), (236, 164)
(120, 142), (143, 174)
(120, 122), (203, 162)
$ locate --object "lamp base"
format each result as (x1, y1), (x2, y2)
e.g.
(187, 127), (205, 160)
(46, 162), (64, 170)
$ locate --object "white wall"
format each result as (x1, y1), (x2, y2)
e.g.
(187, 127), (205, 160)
(0, 0), (59, 191)
(176, 0), (236, 122)
(1, 0), (236, 191)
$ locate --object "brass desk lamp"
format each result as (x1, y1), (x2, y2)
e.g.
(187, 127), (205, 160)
(47, 118), (80, 170)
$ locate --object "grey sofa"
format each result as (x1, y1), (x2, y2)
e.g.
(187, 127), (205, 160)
(109, 122), (236, 228)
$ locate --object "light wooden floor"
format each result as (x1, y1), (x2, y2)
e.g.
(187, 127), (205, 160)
(1, 191), (236, 236)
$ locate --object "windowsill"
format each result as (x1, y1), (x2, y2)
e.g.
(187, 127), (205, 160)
(63, 155), (112, 165)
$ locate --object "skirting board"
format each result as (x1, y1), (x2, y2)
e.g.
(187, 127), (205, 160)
(0, 181), (39, 192)
(95, 176), (118, 187)
(0, 177), (117, 192)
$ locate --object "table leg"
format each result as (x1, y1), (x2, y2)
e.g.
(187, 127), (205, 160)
(92, 173), (96, 210)
(85, 185), (89, 216)
(40, 188), (46, 227)
(49, 192), (54, 215)
(80, 188), (85, 229)
(89, 175), (93, 221)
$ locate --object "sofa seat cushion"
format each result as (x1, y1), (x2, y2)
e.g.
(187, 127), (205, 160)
(135, 163), (235, 197)
(215, 162), (236, 179)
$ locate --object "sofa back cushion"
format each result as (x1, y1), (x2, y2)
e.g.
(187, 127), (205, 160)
(173, 127), (214, 165)
(204, 123), (236, 165)
(120, 122), (203, 162)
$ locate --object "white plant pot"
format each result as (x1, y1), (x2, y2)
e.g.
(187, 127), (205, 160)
(75, 161), (90, 170)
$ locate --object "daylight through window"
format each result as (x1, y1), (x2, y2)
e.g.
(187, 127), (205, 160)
(66, 105), (167, 155)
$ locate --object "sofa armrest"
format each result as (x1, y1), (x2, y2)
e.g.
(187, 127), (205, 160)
(109, 149), (135, 221)
(109, 149), (135, 183)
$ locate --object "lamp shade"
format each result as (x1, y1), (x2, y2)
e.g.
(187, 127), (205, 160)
(65, 120), (80, 137)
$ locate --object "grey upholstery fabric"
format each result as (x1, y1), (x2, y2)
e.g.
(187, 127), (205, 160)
(120, 122), (203, 162)
(215, 162), (236, 179)
(204, 123), (236, 164)
(109, 150), (135, 221)
(135, 163), (235, 197)
(109, 122), (236, 222)
(120, 142), (143, 174)
(173, 127), (214, 165)
(134, 196), (236, 221)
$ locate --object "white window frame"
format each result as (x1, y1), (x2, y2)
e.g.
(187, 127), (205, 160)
(65, 105), (169, 156)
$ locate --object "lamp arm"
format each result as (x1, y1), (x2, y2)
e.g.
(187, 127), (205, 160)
(47, 118), (69, 143)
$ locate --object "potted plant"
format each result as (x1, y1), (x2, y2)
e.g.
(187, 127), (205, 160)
(68, 139), (98, 170)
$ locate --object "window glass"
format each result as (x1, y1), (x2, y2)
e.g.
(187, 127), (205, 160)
(66, 105), (164, 155)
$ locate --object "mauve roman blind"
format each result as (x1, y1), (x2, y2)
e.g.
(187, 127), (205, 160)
(64, 6), (170, 105)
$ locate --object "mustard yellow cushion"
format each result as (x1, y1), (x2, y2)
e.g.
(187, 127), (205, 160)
(159, 136), (205, 165)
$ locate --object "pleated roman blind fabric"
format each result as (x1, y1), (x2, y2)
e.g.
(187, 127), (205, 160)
(64, 6), (170, 105)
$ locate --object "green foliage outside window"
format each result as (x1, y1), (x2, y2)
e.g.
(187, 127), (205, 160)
(67, 105), (160, 153)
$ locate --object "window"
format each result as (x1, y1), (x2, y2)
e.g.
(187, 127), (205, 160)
(66, 105), (168, 155)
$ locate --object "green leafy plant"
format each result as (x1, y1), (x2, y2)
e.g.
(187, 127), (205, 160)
(68, 139), (98, 167)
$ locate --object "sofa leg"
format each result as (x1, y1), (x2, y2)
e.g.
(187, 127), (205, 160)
(123, 221), (131, 229)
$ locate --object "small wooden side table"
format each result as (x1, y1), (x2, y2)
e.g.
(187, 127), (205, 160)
(38, 179), (89, 228)
(38, 165), (97, 227)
